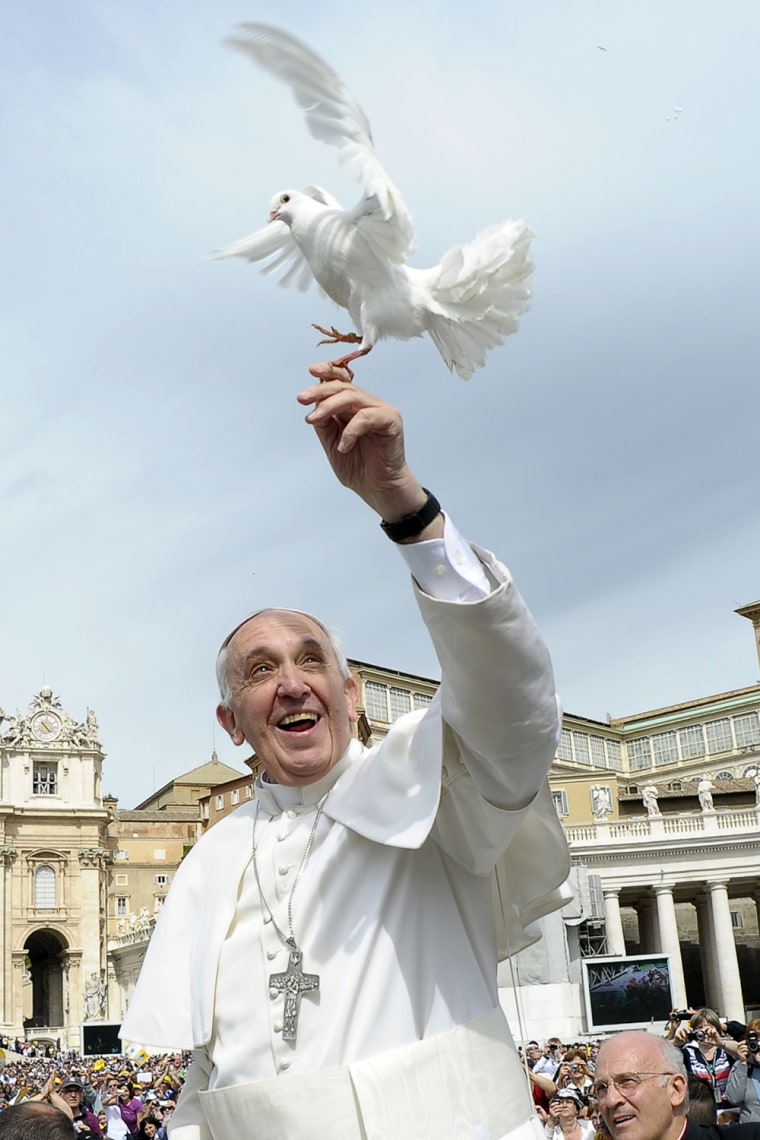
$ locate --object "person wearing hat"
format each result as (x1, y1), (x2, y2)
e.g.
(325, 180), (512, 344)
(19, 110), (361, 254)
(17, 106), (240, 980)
(540, 1089), (595, 1140)
(59, 1078), (102, 1136)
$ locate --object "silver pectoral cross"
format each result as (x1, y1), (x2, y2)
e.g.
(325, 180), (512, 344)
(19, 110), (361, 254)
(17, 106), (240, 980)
(269, 943), (319, 1043)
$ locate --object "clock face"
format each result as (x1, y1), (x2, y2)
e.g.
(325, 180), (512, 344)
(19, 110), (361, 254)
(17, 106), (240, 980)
(31, 712), (62, 741)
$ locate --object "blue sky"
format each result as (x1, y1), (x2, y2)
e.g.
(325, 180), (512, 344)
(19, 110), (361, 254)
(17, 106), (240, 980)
(2, 0), (758, 803)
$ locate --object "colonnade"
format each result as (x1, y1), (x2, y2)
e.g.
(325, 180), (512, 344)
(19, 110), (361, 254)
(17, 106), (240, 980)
(602, 881), (757, 1020)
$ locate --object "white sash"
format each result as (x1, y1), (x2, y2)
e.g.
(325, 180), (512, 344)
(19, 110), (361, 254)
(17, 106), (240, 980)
(196, 1006), (535, 1140)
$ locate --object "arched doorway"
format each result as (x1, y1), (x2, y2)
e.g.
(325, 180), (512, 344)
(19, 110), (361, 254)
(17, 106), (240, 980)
(24, 930), (67, 1029)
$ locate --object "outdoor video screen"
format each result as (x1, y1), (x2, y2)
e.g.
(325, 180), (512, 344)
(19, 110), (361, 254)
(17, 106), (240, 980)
(81, 1023), (123, 1055)
(581, 955), (674, 1031)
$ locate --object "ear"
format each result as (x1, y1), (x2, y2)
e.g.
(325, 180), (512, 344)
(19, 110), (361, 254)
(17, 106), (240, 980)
(344, 677), (359, 724)
(670, 1074), (688, 1109)
(216, 703), (245, 747)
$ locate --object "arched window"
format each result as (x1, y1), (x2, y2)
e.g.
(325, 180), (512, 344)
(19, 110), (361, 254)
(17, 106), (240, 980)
(34, 865), (56, 909)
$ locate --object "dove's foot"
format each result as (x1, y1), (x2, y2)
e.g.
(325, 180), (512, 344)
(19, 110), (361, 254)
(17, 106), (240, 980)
(312, 323), (362, 347)
(329, 344), (374, 381)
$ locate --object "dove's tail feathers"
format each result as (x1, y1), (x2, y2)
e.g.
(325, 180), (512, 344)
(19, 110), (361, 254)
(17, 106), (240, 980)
(426, 220), (534, 380)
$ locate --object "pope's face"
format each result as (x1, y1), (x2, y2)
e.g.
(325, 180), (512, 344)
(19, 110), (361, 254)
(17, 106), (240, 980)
(217, 611), (358, 786)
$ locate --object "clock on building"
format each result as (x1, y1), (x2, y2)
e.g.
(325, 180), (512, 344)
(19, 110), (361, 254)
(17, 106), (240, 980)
(31, 712), (62, 741)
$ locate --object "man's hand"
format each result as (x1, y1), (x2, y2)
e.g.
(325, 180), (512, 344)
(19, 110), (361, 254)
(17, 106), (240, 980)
(298, 366), (443, 538)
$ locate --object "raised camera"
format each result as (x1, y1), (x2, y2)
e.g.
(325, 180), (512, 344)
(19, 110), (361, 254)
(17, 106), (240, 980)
(748, 1031), (760, 1054)
(688, 1030), (706, 1042)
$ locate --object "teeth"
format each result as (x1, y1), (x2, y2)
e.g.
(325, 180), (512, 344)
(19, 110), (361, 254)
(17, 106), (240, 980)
(279, 712), (318, 727)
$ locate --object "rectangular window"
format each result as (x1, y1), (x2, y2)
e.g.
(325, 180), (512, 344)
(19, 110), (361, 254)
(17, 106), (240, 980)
(154, 849), (166, 860)
(113, 850), (129, 861)
(679, 725), (705, 760)
(364, 681), (389, 722)
(388, 687), (412, 722)
(215, 796), (224, 810)
(730, 910), (743, 929)
(705, 718), (733, 755)
(33, 762), (57, 795)
(627, 738), (652, 770)
(231, 789), (239, 805)
(117, 897), (128, 916)
(413, 692), (433, 711)
(573, 734), (591, 764)
(115, 875), (128, 886)
(606, 740), (623, 771)
(652, 731), (679, 766)
(556, 730), (573, 762)
(154, 874), (169, 886)
(551, 789), (568, 816)
(590, 738), (607, 769)
(734, 713), (760, 748)
(244, 785), (252, 798)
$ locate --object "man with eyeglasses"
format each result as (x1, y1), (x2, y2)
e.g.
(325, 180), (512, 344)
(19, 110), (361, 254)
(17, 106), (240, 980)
(594, 1031), (760, 1140)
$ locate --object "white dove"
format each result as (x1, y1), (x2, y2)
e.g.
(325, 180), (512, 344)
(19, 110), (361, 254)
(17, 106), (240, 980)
(215, 23), (534, 380)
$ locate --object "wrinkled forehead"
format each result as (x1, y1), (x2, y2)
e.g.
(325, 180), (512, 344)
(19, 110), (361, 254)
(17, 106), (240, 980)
(222, 609), (334, 661)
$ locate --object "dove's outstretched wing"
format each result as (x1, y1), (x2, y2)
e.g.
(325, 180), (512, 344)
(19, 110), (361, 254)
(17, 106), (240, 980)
(213, 186), (342, 291)
(226, 23), (415, 264)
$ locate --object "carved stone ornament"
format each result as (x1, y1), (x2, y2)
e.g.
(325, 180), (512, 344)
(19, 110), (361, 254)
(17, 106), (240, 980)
(79, 848), (109, 869)
(0, 689), (100, 750)
(0, 846), (18, 866)
(590, 784), (613, 819)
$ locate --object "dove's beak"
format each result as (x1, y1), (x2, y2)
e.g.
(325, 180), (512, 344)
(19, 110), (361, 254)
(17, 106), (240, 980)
(268, 208), (280, 223)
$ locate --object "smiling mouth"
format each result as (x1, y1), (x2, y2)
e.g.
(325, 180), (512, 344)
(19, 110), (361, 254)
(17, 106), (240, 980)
(278, 712), (319, 733)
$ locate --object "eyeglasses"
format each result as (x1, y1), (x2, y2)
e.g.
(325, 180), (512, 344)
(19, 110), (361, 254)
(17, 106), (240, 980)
(592, 1073), (676, 1100)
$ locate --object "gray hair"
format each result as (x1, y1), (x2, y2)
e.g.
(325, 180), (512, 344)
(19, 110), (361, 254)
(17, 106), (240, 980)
(216, 608), (351, 708)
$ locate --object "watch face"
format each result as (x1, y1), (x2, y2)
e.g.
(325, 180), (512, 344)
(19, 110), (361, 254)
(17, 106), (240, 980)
(31, 712), (62, 741)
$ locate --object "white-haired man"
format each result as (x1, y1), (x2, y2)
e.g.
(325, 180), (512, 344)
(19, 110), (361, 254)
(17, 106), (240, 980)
(122, 366), (571, 1140)
(594, 1030), (760, 1140)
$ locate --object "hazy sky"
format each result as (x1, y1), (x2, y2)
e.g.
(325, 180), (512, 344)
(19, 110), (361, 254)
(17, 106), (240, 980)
(2, 0), (758, 804)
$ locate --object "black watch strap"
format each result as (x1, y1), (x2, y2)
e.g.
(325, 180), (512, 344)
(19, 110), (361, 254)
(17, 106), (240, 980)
(380, 488), (442, 543)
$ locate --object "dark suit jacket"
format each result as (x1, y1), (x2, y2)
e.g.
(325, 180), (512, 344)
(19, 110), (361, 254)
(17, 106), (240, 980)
(686, 1118), (760, 1140)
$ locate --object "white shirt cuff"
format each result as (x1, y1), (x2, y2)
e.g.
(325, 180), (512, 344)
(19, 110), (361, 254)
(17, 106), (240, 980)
(396, 514), (492, 602)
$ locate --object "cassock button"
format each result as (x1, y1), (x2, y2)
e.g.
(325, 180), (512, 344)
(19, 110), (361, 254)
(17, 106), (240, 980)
(279, 1060), (291, 1071)
(434, 563), (446, 577)
(269, 988), (279, 1000)
(274, 1023), (283, 1034)
(454, 550), (464, 565)
(266, 949), (277, 960)
(277, 833), (287, 841)
(278, 865), (290, 875)
(286, 809), (298, 819)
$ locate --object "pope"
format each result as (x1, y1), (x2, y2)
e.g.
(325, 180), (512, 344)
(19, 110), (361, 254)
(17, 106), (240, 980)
(121, 364), (571, 1140)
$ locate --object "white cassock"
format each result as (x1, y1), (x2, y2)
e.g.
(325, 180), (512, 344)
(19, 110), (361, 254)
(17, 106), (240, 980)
(121, 519), (572, 1140)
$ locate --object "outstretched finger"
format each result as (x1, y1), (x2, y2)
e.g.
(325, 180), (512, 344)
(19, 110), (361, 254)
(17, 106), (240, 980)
(308, 361), (353, 384)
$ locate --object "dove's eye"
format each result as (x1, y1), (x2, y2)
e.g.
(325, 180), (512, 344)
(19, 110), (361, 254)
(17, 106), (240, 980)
(280, 193), (290, 204)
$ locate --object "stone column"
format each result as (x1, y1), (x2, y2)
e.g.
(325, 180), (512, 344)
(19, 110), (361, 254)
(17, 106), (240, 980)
(654, 885), (688, 1009)
(603, 889), (627, 956)
(695, 892), (720, 1011)
(707, 881), (745, 1020)
(0, 847), (17, 1025)
(637, 897), (658, 954)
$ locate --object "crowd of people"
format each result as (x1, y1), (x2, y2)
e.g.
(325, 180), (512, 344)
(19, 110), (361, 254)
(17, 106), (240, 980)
(0, 1051), (189, 1138)
(519, 1010), (760, 1138)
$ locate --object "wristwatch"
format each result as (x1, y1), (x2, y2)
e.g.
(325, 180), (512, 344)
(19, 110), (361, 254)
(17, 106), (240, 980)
(380, 488), (442, 543)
